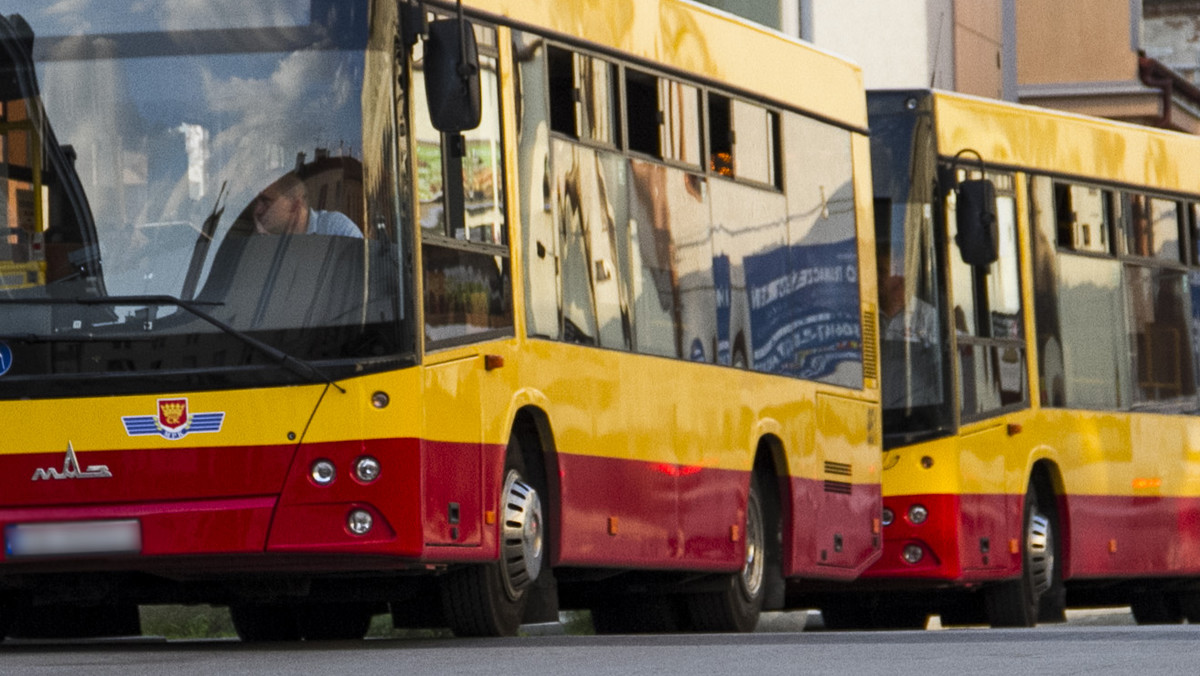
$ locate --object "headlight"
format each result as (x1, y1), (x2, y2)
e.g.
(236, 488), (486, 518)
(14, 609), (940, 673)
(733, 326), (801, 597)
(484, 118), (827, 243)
(310, 459), (336, 486)
(908, 504), (928, 525)
(347, 509), (374, 536)
(902, 544), (924, 564)
(354, 456), (381, 483)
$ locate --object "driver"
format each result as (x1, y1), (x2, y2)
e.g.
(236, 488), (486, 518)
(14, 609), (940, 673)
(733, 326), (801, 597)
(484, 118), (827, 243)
(252, 173), (362, 238)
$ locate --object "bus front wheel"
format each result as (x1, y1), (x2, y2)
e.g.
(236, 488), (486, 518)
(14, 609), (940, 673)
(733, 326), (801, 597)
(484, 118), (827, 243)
(441, 436), (546, 637)
(986, 484), (1057, 628)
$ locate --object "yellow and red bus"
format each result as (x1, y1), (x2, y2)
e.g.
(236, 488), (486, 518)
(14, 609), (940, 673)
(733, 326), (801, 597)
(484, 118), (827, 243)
(812, 87), (1200, 629)
(0, 0), (881, 639)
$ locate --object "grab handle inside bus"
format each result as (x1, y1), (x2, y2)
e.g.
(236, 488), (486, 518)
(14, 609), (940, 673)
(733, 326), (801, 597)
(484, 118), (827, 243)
(423, 13), (481, 133)
(952, 149), (998, 267)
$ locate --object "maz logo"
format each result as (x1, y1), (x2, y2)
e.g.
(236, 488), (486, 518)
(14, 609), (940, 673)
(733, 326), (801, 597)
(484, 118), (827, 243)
(32, 442), (113, 481)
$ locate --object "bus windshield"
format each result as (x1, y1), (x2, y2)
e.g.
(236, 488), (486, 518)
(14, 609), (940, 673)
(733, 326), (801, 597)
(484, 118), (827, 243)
(868, 92), (954, 445)
(0, 1), (412, 395)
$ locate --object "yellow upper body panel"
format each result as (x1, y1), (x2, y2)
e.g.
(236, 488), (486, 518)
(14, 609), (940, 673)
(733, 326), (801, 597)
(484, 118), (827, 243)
(933, 90), (1200, 192)
(0, 369), (426, 456)
(459, 0), (868, 130)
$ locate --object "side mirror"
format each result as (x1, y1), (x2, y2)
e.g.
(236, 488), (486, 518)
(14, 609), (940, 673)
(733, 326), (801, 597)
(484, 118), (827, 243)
(955, 177), (998, 267)
(423, 18), (481, 133)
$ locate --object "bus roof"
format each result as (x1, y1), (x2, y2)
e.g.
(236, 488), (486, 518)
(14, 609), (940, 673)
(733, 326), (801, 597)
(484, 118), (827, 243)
(458, 0), (868, 130)
(922, 88), (1200, 195)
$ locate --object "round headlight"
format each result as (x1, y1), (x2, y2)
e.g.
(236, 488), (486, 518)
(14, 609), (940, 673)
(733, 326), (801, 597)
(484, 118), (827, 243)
(347, 509), (374, 536)
(881, 507), (894, 527)
(371, 391), (390, 409)
(354, 456), (381, 483)
(310, 459), (336, 486)
(902, 544), (924, 564)
(908, 504), (929, 525)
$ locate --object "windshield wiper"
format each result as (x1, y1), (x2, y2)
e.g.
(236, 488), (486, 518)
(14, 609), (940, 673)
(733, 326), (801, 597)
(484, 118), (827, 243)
(0, 294), (346, 393)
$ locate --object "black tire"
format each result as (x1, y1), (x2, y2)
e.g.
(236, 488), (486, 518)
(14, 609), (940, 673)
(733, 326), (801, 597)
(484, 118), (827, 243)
(1131, 593), (1184, 625)
(441, 435), (546, 637)
(683, 472), (772, 632)
(986, 483), (1057, 628)
(230, 604), (302, 642)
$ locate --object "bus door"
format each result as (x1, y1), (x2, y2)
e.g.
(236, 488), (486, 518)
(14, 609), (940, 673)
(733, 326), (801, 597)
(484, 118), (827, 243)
(957, 424), (1016, 571)
(421, 353), (485, 547)
(945, 168), (1028, 571)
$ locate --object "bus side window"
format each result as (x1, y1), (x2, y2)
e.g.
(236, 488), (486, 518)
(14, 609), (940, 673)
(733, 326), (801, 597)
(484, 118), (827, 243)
(421, 22), (514, 348)
(1054, 182), (1113, 254)
(660, 79), (701, 168)
(708, 92), (732, 177)
(579, 55), (620, 147)
(624, 68), (660, 158)
(547, 46), (577, 138)
(948, 171), (1027, 418)
(731, 100), (779, 188)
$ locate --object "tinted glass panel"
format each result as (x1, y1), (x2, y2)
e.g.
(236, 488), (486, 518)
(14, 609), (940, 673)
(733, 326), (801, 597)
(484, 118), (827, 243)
(660, 80), (701, 167)
(423, 244), (512, 345)
(628, 159), (678, 356)
(1058, 254), (1129, 409)
(1126, 265), (1195, 404)
(625, 69), (659, 157)
(514, 32), (559, 340)
(1125, 193), (1181, 261)
(732, 100), (773, 185)
(1055, 182), (1112, 254)
(580, 56), (619, 146)
(781, 112), (861, 387)
(553, 141), (631, 348)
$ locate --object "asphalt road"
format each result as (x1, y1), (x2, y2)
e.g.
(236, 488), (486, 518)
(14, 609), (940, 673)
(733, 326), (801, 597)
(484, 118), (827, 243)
(3, 608), (1190, 676)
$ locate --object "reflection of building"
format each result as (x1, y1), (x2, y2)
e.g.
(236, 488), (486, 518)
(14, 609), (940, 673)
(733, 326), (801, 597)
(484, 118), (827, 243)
(710, 0), (1200, 135)
(294, 148), (363, 227)
(0, 97), (42, 288)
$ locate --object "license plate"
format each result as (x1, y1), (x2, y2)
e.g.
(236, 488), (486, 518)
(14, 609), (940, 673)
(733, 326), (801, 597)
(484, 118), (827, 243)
(5, 520), (142, 558)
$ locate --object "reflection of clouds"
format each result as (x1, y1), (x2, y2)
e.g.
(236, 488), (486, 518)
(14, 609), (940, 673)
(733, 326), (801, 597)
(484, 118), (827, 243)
(42, 0), (93, 35)
(159, 0), (308, 32)
(30, 0), (308, 35)
(157, 49), (361, 219)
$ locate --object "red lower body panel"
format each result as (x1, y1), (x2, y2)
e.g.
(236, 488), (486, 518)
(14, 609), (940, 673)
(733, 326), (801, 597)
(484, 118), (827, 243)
(864, 493), (1018, 584)
(1061, 493), (1200, 579)
(554, 453), (880, 579)
(866, 491), (1200, 585)
(2, 497), (275, 559)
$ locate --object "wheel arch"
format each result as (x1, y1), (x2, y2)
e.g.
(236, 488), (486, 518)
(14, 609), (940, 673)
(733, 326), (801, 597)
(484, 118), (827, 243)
(1029, 458), (1068, 575)
(508, 405), (560, 560)
(753, 433), (788, 610)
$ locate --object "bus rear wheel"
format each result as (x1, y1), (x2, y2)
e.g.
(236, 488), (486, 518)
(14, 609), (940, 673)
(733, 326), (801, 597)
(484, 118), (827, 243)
(683, 472), (771, 632)
(986, 484), (1056, 628)
(441, 436), (545, 637)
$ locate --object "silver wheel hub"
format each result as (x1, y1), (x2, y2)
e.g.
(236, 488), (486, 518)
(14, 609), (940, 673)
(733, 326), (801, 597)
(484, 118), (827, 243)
(500, 469), (543, 600)
(739, 490), (765, 602)
(1027, 512), (1053, 596)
